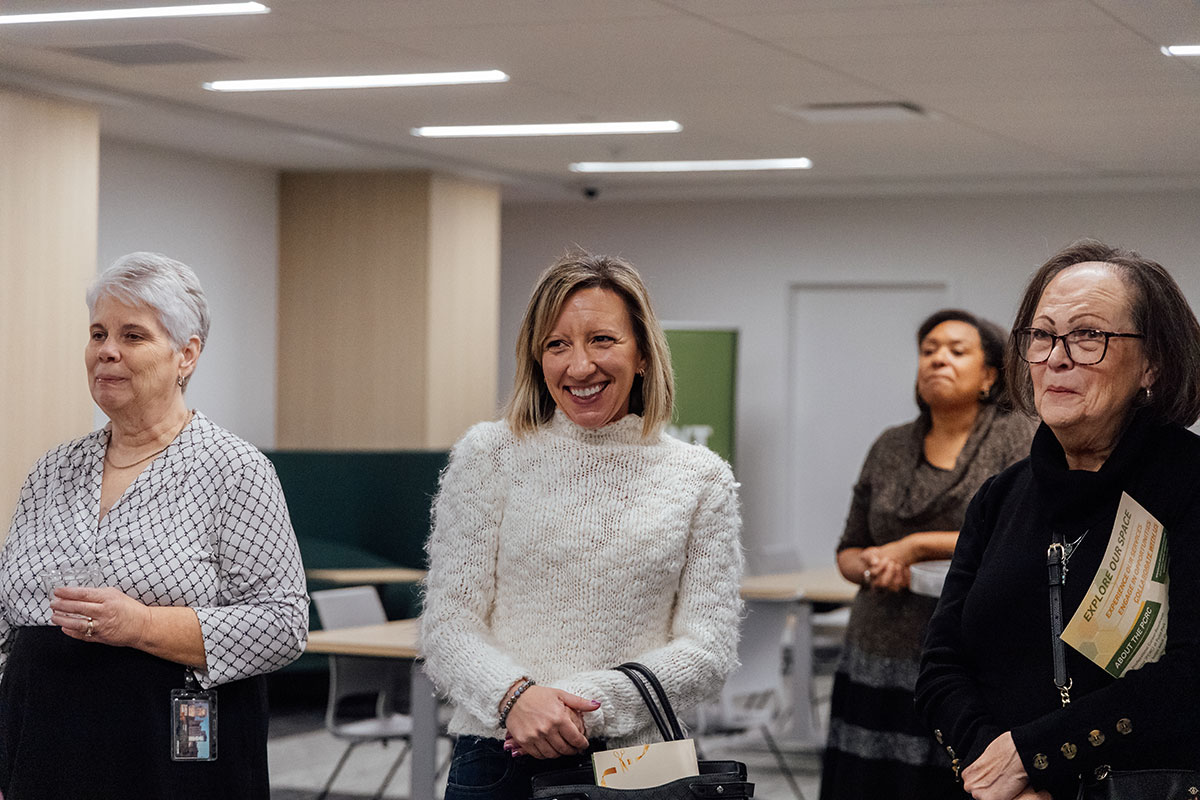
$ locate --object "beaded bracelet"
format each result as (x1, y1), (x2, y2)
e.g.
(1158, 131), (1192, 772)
(499, 678), (536, 728)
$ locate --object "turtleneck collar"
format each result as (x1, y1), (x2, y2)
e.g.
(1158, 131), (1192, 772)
(1030, 407), (1158, 524)
(545, 408), (649, 445)
(893, 403), (1000, 521)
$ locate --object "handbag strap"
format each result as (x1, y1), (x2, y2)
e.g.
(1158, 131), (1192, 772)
(1047, 531), (1073, 706)
(616, 662), (685, 741)
(620, 662), (684, 739)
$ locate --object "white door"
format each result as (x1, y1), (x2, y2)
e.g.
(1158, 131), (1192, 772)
(787, 282), (951, 567)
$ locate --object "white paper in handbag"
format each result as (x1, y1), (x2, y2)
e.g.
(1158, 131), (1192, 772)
(591, 739), (700, 789)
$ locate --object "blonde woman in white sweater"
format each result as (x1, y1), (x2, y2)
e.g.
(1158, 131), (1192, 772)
(421, 251), (743, 799)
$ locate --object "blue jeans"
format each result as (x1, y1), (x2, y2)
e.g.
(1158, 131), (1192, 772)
(444, 736), (606, 800)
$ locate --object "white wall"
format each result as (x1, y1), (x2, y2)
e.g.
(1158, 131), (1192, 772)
(501, 190), (1200, 573)
(98, 139), (279, 447)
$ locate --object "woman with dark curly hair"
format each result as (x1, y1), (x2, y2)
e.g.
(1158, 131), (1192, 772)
(821, 309), (1035, 800)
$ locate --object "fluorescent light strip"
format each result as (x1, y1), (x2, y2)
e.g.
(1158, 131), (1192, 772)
(570, 158), (813, 173)
(204, 70), (508, 92)
(412, 121), (681, 137)
(1162, 45), (1200, 56)
(0, 2), (268, 24)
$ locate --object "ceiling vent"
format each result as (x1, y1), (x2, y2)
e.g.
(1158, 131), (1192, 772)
(775, 101), (928, 123)
(61, 42), (237, 65)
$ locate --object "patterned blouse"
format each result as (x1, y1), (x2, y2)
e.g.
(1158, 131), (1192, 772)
(0, 412), (308, 687)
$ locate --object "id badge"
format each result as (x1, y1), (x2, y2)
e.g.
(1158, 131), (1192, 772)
(171, 674), (217, 761)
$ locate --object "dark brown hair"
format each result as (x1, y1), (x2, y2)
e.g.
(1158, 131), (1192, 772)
(1006, 239), (1200, 426)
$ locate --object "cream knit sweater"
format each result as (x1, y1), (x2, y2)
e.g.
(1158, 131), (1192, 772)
(420, 411), (743, 745)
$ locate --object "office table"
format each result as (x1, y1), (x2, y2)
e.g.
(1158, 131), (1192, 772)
(304, 567), (427, 585)
(740, 565), (857, 604)
(301, 567), (856, 797)
(739, 566), (858, 745)
(305, 619), (439, 800)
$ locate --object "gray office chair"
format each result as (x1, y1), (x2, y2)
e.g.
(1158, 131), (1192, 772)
(310, 585), (429, 800)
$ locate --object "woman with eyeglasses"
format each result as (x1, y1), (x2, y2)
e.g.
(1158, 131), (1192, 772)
(916, 240), (1200, 800)
(820, 309), (1035, 800)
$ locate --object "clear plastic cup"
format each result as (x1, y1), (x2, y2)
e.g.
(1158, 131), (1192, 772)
(40, 564), (105, 616)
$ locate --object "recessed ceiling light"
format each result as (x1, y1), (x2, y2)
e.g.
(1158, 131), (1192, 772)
(1161, 45), (1200, 56)
(0, 3), (268, 24)
(412, 121), (681, 137)
(203, 70), (509, 92)
(570, 158), (813, 173)
(776, 102), (926, 123)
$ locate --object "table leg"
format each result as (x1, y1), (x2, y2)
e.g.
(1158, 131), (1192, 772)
(779, 601), (821, 744)
(410, 660), (438, 800)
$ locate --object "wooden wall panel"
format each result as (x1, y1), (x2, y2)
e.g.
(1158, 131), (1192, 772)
(0, 88), (98, 535)
(425, 176), (500, 447)
(276, 172), (430, 449)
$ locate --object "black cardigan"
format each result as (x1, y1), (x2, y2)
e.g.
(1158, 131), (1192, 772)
(915, 410), (1200, 798)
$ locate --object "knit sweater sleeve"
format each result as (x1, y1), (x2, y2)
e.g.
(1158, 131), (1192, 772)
(548, 459), (744, 739)
(420, 424), (530, 730)
(837, 434), (884, 552)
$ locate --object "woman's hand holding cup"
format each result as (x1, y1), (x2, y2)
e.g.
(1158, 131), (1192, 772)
(49, 585), (152, 647)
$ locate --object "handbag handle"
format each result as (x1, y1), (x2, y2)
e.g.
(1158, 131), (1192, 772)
(624, 662), (685, 740)
(1047, 531), (1073, 707)
(615, 662), (685, 742)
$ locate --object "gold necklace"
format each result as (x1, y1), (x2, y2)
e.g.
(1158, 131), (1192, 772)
(104, 411), (192, 470)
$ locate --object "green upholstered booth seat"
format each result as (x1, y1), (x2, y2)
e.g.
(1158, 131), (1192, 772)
(263, 449), (449, 623)
(264, 449), (448, 676)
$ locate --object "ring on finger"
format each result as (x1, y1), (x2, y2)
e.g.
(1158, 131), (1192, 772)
(863, 568), (873, 583)
(85, 617), (95, 638)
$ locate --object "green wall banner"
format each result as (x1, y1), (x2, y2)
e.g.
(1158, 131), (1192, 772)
(664, 327), (738, 466)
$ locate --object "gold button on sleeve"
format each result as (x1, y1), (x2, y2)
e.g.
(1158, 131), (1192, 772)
(1032, 753), (1049, 770)
(1115, 718), (1132, 735)
(1060, 742), (1078, 759)
(1088, 729), (1106, 747)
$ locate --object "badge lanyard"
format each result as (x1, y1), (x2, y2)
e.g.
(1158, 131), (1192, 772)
(171, 669), (217, 761)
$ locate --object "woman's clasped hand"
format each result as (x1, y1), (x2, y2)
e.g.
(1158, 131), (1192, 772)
(961, 733), (1050, 800)
(859, 540), (913, 592)
(501, 684), (601, 759)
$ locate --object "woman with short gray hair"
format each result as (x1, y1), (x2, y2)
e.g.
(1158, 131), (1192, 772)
(0, 252), (308, 799)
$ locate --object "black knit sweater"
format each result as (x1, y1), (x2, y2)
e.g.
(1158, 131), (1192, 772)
(915, 409), (1200, 798)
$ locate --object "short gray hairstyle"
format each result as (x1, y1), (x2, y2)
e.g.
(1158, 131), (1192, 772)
(87, 252), (210, 386)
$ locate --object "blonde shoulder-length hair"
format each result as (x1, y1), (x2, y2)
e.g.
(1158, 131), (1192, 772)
(504, 250), (674, 438)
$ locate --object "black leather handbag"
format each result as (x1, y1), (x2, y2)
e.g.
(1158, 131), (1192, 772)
(529, 662), (754, 799)
(1075, 767), (1200, 799)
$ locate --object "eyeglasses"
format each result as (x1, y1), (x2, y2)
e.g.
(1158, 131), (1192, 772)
(1016, 327), (1144, 366)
